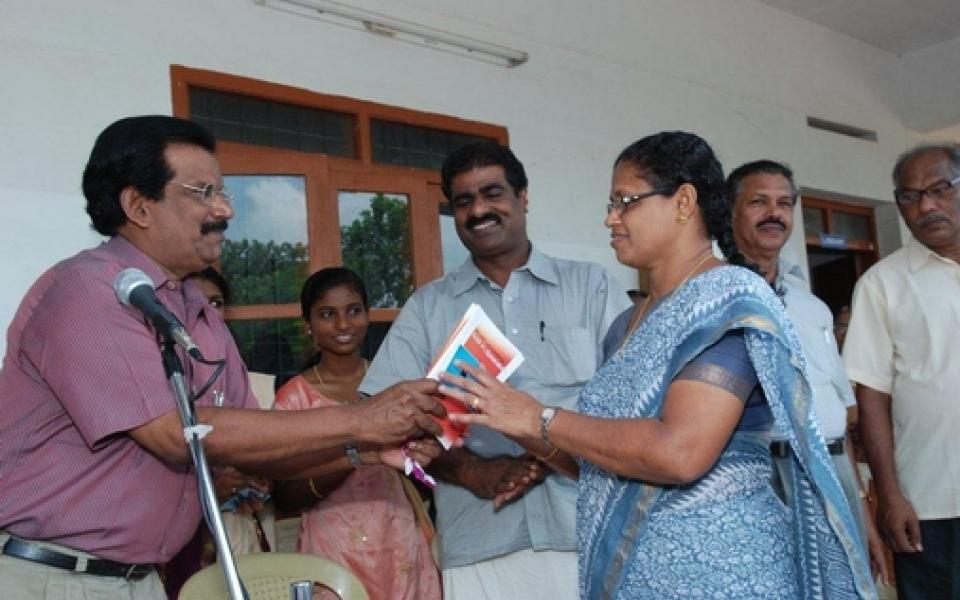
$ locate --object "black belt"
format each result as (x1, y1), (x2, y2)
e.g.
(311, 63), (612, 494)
(770, 437), (845, 458)
(1, 537), (154, 581)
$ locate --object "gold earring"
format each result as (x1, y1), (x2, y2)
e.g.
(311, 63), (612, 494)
(677, 215), (689, 224)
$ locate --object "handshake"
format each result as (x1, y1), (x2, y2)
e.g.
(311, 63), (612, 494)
(350, 378), (451, 469)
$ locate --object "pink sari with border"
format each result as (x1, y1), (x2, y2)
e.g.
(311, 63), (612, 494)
(273, 375), (440, 600)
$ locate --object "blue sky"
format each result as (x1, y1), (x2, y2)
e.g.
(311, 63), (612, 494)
(224, 175), (468, 271)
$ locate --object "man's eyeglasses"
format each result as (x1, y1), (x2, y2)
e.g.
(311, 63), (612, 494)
(606, 189), (671, 214)
(174, 182), (233, 206)
(894, 175), (960, 207)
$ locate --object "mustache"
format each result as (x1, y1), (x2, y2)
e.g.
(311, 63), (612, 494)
(465, 213), (502, 230)
(756, 217), (786, 230)
(916, 213), (950, 228)
(200, 220), (229, 235)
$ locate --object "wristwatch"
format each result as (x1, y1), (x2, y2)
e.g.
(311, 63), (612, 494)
(540, 406), (560, 445)
(345, 443), (363, 469)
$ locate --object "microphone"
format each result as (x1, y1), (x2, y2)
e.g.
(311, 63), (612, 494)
(114, 268), (202, 359)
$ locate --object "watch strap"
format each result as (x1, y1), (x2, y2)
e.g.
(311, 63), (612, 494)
(540, 406), (560, 445)
(345, 443), (363, 469)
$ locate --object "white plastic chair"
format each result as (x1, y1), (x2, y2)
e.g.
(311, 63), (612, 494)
(179, 552), (369, 600)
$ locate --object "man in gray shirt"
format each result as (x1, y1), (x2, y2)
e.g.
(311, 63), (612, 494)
(726, 159), (886, 580)
(361, 142), (629, 600)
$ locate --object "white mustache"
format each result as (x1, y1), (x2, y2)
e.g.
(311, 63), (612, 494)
(917, 213), (949, 228)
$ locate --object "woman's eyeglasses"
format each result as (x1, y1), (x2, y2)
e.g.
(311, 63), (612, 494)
(606, 189), (671, 214)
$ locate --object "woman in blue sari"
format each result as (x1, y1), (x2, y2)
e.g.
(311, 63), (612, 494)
(441, 132), (875, 599)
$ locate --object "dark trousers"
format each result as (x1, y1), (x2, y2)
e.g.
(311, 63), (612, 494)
(894, 517), (960, 600)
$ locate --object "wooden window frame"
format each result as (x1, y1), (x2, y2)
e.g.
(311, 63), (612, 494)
(802, 196), (879, 276)
(171, 65), (508, 169)
(170, 65), (508, 325)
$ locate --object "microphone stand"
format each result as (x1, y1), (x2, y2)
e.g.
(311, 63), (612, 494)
(160, 340), (248, 600)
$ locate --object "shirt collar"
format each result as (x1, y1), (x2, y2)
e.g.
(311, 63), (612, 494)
(105, 235), (176, 291)
(770, 257), (805, 296)
(105, 235), (209, 317)
(905, 236), (958, 272)
(776, 258), (805, 285)
(450, 245), (559, 297)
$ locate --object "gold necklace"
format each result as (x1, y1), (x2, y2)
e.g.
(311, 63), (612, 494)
(312, 359), (368, 387)
(618, 250), (715, 352)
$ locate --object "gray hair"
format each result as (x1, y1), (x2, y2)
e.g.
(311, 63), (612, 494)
(892, 143), (960, 188)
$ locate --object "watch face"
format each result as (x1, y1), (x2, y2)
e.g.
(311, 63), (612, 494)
(541, 407), (558, 442)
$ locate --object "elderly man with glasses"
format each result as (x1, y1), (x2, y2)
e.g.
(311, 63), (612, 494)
(843, 143), (960, 600)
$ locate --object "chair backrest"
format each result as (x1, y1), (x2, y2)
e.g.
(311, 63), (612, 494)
(179, 552), (369, 600)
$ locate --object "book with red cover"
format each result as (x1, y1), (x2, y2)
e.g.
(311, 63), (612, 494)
(425, 304), (524, 449)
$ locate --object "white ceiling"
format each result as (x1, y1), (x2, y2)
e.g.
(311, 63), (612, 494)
(756, 0), (960, 131)
(756, 0), (960, 55)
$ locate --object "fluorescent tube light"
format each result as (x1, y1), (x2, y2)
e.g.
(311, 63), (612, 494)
(254, 0), (529, 67)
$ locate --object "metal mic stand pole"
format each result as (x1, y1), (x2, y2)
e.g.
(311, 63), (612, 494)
(160, 341), (248, 600)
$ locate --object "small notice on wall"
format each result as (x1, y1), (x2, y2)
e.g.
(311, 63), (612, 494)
(819, 233), (848, 249)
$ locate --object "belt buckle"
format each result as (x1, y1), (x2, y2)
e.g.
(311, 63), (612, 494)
(74, 556), (89, 573)
(124, 563), (149, 581)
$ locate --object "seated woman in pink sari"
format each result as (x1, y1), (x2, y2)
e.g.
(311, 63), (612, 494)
(273, 267), (440, 600)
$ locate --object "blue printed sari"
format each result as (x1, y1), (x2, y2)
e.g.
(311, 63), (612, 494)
(577, 266), (875, 599)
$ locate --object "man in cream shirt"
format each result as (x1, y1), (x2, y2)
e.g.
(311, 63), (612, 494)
(844, 143), (960, 600)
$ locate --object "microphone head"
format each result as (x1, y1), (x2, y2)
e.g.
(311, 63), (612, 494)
(114, 268), (155, 306)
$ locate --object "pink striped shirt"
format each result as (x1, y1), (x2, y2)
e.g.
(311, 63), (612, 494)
(0, 236), (256, 563)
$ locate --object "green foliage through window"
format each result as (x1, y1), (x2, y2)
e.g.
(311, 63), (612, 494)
(220, 239), (310, 306)
(220, 240), (311, 375)
(340, 193), (413, 308)
(228, 318), (306, 376)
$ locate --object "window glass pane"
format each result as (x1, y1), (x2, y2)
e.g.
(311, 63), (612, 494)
(222, 175), (310, 305)
(832, 211), (871, 242)
(339, 192), (413, 308)
(802, 206), (825, 237)
(371, 119), (496, 170)
(190, 87), (355, 157)
(229, 318), (305, 376)
(439, 202), (469, 274)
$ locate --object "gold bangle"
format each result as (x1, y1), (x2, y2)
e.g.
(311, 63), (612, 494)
(537, 445), (561, 462)
(307, 478), (323, 499)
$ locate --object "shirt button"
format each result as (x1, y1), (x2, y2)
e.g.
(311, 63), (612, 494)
(507, 296), (514, 303)
(511, 328), (518, 335)
(166, 281), (177, 290)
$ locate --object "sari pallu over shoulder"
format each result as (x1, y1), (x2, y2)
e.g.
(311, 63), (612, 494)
(576, 266), (875, 600)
